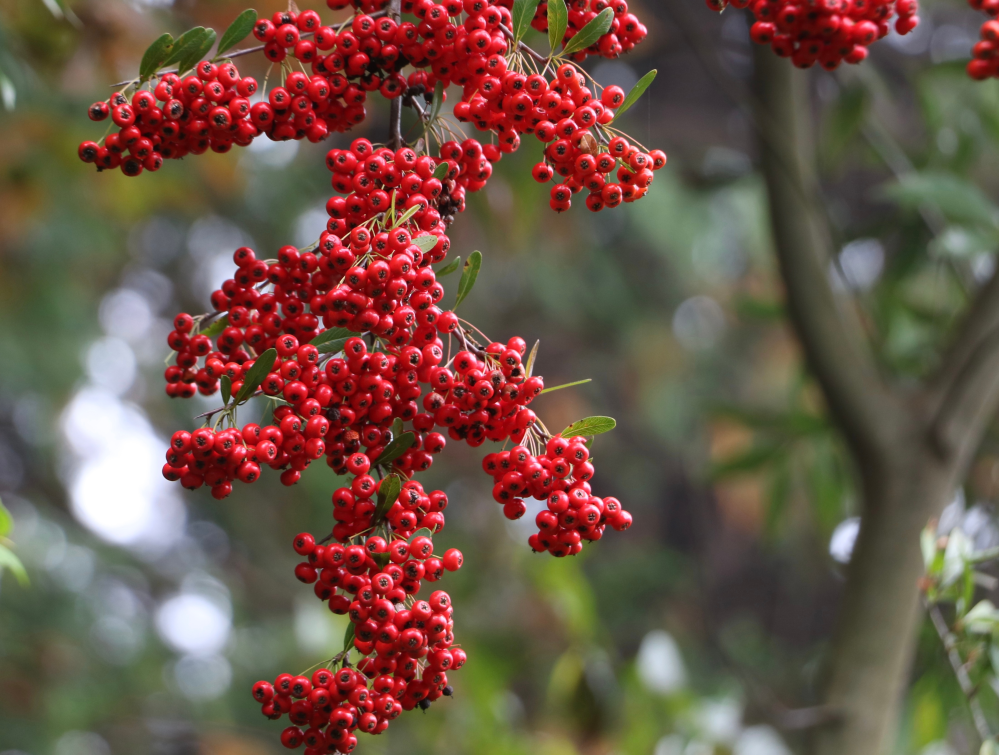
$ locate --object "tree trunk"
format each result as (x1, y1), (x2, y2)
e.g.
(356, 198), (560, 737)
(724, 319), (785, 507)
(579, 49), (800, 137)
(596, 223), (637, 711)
(814, 449), (956, 755)
(750, 46), (984, 755)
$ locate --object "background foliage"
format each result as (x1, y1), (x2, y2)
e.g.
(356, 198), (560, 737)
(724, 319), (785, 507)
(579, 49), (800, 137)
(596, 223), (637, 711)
(3, 0), (999, 753)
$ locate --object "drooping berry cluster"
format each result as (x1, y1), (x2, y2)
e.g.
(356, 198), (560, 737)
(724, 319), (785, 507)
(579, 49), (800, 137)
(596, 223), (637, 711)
(708, 0), (919, 70)
(484, 437), (631, 556)
(85, 1), (647, 750)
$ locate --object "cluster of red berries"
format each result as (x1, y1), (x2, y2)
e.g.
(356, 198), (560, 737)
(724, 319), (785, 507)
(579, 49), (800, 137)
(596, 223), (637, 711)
(483, 436), (631, 555)
(454, 62), (666, 211)
(83, 0), (651, 749)
(76, 0), (663, 216)
(532, 0), (648, 59)
(324, 140), (480, 234)
(967, 4), (999, 79)
(255, 530), (465, 753)
(708, 0), (919, 70)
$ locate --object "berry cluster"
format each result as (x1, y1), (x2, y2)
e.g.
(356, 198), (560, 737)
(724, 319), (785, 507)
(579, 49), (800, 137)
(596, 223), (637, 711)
(967, 5), (999, 79)
(483, 437), (631, 556)
(255, 530), (466, 755)
(85, 1), (650, 750)
(76, 0), (662, 213)
(531, 0), (648, 59)
(708, 0), (919, 70)
(454, 62), (667, 210)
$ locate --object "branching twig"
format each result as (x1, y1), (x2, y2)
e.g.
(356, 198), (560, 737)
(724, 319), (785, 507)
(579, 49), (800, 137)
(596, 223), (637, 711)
(498, 23), (549, 65)
(927, 601), (993, 744)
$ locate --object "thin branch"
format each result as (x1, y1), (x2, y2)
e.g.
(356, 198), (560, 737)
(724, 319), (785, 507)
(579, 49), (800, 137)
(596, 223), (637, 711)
(753, 45), (898, 461)
(927, 601), (993, 744)
(387, 0), (404, 149)
(498, 23), (549, 65)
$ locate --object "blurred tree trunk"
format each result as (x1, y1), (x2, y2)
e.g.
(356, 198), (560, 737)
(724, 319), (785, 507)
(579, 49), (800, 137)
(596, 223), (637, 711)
(753, 47), (999, 755)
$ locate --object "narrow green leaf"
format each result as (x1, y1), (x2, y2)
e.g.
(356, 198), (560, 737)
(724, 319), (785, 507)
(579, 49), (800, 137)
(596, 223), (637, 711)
(311, 326), (353, 347)
(391, 417), (404, 439)
(0, 496), (11, 538)
(512, 0), (541, 42)
(0, 545), (28, 587)
(429, 80), (445, 123)
(216, 8), (257, 58)
(411, 234), (440, 254)
(0, 73), (15, 111)
(454, 250), (482, 310)
(433, 161), (450, 180)
(525, 339), (540, 378)
(179, 28), (217, 74)
(539, 378), (590, 395)
(163, 27), (209, 68)
(220, 375), (232, 406)
(372, 551), (390, 568)
(561, 7), (614, 56)
(374, 473), (403, 523)
(201, 314), (229, 339)
(408, 527), (433, 543)
(611, 69), (657, 121)
(391, 204), (420, 229)
(437, 256), (461, 276)
(235, 348), (276, 404)
(548, 0), (568, 54)
(343, 622), (355, 649)
(375, 433), (416, 467)
(561, 415), (616, 438)
(140, 33), (174, 80)
(316, 337), (349, 355)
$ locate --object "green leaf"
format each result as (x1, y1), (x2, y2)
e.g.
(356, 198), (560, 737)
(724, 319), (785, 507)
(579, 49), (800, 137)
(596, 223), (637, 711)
(216, 8), (257, 58)
(0, 545), (28, 587)
(539, 378), (590, 395)
(548, 0), (568, 54)
(163, 27), (210, 69)
(343, 622), (355, 649)
(375, 432), (416, 467)
(220, 375), (232, 406)
(391, 204), (420, 229)
(437, 256), (461, 276)
(391, 417), (404, 439)
(372, 551), (390, 568)
(879, 172), (999, 229)
(172, 27), (216, 74)
(201, 315), (229, 339)
(561, 415), (616, 438)
(374, 473), (403, 523)
(611, 69), (656, 121)
(234, 348), (276, 404)
(433, 161), (450, 180)
(963, 599), (999, 634)
(512, 0), (541, 42)
(140, 33), (174, 80)
(0, 496), (11, 538)
(561, 7), (613, 56)
(454, 250), (482, 310)
(411, 234), (440, 254)
(311, 326), (353, 347)
(710, 405), (828, 437)
(526, 339), (540, 378)
(707, 444), (782, 481)
(317, 337), (349, 355)
(921, 525), (939, 572)
(408, 527), (433, 543)
(429, 80), (445, 123)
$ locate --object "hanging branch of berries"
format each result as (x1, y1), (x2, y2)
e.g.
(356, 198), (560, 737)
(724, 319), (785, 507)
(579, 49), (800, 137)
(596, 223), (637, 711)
(705, 0), (921, 71)
(79, 0), (653, 751)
